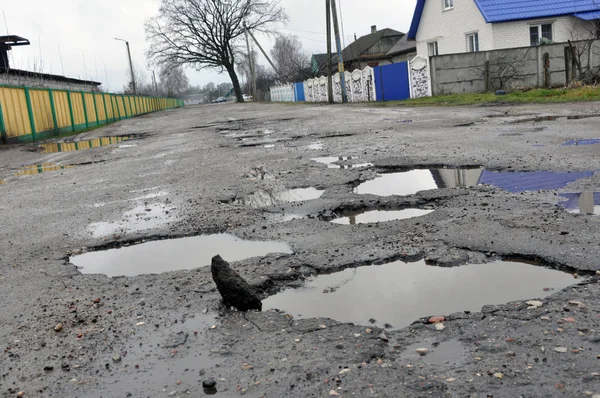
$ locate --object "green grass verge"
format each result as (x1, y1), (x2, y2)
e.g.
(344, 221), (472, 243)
(382, 86), (600, 107)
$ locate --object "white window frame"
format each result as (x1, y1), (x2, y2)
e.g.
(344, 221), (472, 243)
(443, 0), (454, 11)
(466, 32), (479, 52)
(529, 22), (553, 46)
(428, 41), (439, 56)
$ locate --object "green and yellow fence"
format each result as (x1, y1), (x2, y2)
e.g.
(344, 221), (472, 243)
(0, 84), (184, 144)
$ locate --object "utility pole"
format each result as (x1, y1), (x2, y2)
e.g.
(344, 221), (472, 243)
(330, 0), (347, 103)
(114, 38), (136, 95)
(246, 27), (285, 81)
(326, 0), (333, 103)
(151, 70), (158, 96)
(243, 25), (257, 101)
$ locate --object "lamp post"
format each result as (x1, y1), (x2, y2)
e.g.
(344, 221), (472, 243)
(114, 38), (136, 95)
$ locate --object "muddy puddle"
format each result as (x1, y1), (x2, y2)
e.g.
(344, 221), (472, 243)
(313, 156), (373, 169)
(560, 192), (600, 215)
(235, 187), (325, 208)
(15, 162), (75, 177)
(331, 209), (434, 225)
(263, 259), (573, 330)
(89, 203), (177, 238)
(71, 234), (292, 277)
(40, 136), (132, 152)
(354, 168), (482, 196)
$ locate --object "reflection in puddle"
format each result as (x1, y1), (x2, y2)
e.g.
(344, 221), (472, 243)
(354, 168), (482, 196)
(236, 188), (325, 208)
(312, 156), (373, 169)
(480, 170), (595, 193)
(40, 136), (132, 152)
(401, 339), (466, 365)
(560, 192), (600, 215)
(562, 138), (600, 147)
(15, 162), (75, 177)
(89, 203), (177, 238)
(264, 260), (573, 330)
(305, 142), (324, 150)
(331, 209), (434, 225)
(71, 234), (292, 277)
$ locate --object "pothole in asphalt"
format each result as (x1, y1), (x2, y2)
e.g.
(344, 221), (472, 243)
(313, 156), (373, 169)
(71, 234), (293, 277)
(354, 167), (483, 196)
(88, 203), (177, 238)
(562, 138), (600, 147)
(263, 259), (573, 330)
(480, 170), (595, 192)
(330, 209), (434, 225)
(560, 192), (600, 215)
(39, 136), (133, 152)
(401, 339), (466, 365)
(15, 162), (75, 176)
(235, 187), (325, 208)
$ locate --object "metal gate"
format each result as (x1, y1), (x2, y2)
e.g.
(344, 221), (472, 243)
(374, 62), (410, 102)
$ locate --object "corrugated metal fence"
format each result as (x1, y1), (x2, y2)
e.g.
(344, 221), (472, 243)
(0, 85), (184, 144)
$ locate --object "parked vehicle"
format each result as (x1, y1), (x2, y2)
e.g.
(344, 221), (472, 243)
(212, 96), (228, 103)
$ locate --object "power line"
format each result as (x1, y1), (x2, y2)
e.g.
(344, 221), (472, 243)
(280, 27), (354, 39)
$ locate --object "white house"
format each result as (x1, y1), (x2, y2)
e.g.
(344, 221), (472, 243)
(407, 0), (600, 57)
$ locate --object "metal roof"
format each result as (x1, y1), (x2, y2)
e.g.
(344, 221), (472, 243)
(0, 35), (30, 47)
(408, 0), (600, 40)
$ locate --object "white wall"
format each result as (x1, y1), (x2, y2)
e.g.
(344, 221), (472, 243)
(0, 74), (99, 91)
(416, 1), (597, 57)
(416, 0), (493, 56)
(492, 16), (595, 49)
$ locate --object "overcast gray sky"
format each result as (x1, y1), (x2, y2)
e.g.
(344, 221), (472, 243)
(3, 0), (416, 91)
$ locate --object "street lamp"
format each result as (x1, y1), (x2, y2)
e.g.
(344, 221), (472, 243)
(114, 38), (136, 95)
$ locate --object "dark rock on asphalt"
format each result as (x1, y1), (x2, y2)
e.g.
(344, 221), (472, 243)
(211, 255), (262, 311)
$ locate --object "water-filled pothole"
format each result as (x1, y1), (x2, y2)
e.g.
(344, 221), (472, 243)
(263, 259), (573, 330)
(235, 188), (325, 208)
(562, 138), (600, 147)
(71, 234), (292, 277)
(40, 136), (132, 152)
(312, 156), (373, 169)
(16, 162), (75, 176)
(401, 339), (466, 366)
(354, 168), (483, 196)
(479, 170), (595, 193)
(560, 192), (600, 215)
(331, 209), (434, 225)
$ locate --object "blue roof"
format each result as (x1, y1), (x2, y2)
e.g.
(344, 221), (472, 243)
(408, 0), (600, 40)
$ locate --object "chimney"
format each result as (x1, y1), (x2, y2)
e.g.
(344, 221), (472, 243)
(371, 25), (377, 34)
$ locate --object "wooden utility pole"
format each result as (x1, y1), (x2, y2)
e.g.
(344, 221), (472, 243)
(326, 0), (333, 103)
(244, 25), (257, 100)
(330, 0), (347, 103)
(246, 28), (285, 81)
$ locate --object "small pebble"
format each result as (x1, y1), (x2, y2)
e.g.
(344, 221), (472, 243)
(554, 347), (568, 353)
(416, 348), (429, 356)
(54, 323), (63, 332)
(435, 323), (446, 331)
(202, 379), (216, 389)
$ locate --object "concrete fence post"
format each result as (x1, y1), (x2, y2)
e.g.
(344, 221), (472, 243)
(429, 56), (437, 96)
(0, 102), (7, 144)
(543, 52), (550, 88)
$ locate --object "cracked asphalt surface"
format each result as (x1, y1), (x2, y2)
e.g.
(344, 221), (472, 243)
(2, 102), (600, 397)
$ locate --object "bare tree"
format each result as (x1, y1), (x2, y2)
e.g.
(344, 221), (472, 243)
(124, 67), (154, 95)
(159, 65), (190, 98)
(270, 34), (312, 82)
(567, 16), (600, 84)
(145, 0), (287, 102)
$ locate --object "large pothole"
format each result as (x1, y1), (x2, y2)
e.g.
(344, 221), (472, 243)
(263, 259), (574, 330)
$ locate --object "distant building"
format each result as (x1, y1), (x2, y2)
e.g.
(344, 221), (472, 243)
(335, 26), (405, 71)
(0, 35), (101, 91)
(183, 93), (205, 105)
(310, 53), (333, 76)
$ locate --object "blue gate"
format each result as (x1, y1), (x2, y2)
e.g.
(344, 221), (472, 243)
(294, 82), (305, 102)
(374, 62), (410, 102)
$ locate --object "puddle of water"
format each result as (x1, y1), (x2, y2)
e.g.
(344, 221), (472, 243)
(560, 192), (600, 215)
(15, 162), (75, 177)
(354, 168), (483, 196)
(72, 234), (293, 277)
(264, 259), (573, 330)
(480, 170), (595, 193)
(305, 142), (324, 150)
(312, 156), (372, 169)
(236, 188), (325, 208)
(40, 136), (132, 152)
(562, 139), (600, 147)
(264, 144), (276, 148)
(89, 203), (177, 238)
(331, 209), (434, 225)
(401, 339), (466, 365)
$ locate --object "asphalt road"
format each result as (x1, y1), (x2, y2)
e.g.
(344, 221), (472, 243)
(1, 101), (600, 397)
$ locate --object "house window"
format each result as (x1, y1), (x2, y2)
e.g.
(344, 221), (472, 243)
(530, 23), (553, 46)
(428, 41), (439, 56)
(443, 0), (454, 10)
(467, 33), (479, 52)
